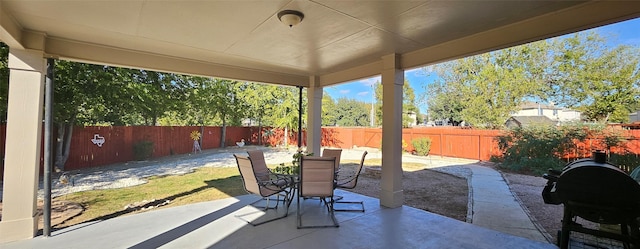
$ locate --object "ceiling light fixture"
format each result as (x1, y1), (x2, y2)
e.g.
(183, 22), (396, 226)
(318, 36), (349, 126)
(277, 10), (304, 28)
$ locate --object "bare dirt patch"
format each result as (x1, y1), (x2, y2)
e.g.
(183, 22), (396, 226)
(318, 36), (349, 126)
(350, 167), (469, 221)
(0, 199), (83, 232)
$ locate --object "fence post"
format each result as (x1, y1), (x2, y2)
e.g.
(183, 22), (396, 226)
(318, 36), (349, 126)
(478, 134), (482, 160)
(439, 132), (443, 159)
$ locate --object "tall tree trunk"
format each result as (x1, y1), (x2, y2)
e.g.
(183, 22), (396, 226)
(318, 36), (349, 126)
(220, 115), (227, 148)
(284, 126), (288, 147)
(54, 120), (74, 172)
(199, 122), (204, 150)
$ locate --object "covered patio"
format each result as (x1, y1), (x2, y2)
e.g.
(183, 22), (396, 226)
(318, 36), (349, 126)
(2, 191), (554, 249)
(1, 0), (640, 244)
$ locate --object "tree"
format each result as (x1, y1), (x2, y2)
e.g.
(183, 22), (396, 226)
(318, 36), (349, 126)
(403, 81), (419, 127)
(53, 61), (133, 170)
(424, 40), (550, 128)
(374, 79), (420, 127)
(210, 79), (246, 147)
(239, 83), (281, 144)
(125, 70), (186, 125)
(425, 80), (465, 124)
(322, 92), (337, 126)
(424, 31), (640, 127)
(269, 86), (306, 147)
(158, 75), (215, 126)
(546, 32), (640, 122)
(333, 98), (370, 127)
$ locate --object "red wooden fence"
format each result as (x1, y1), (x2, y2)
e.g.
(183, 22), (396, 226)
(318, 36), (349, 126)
(319, 127), (640, 161)
(2, 125), (640, 179)
(64, 126), (264, 170)
(320, 127), (502, 161)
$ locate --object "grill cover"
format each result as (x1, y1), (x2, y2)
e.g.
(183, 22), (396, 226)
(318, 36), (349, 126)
(555, 160), (640, 224)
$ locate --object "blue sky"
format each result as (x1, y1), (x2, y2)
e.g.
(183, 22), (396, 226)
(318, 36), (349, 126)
(324, 17), (640, 114)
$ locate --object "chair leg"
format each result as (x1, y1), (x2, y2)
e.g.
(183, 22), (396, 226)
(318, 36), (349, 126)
(249, 195), (285, 210)
(333, 190), (364, 212)
(328, 197), (340, 227)
(237, 190), (292, 226)
(297, 196), (340, 229)
(334, 200), (365, 212)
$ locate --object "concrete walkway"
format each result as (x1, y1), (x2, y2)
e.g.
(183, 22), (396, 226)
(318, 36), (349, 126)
(467, 165), (549, 243)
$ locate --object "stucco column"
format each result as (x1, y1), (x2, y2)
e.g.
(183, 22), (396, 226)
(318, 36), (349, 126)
(0, 48), (46, 242)
(306, 76), (322, 156)
(380, 54), (404, 208)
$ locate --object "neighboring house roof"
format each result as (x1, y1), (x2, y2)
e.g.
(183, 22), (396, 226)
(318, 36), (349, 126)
(505, 116), (556, 128)
(518, 101), (562, 110)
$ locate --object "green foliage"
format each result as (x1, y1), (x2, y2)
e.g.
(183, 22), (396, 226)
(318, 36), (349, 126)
(333, 98), (370, 127)
(270, 87), (305, 135)
(412, 137), (432, 156)
(494, 126), (579, 174)
(274, 151), (313, 174)
(547, 32), (640, 123)
(241, 83), (281, 127)
(609, 153), (640, 173)
(322, 92), (338, 126)
(423, 30), (640, 127)
(133, 140), (154, 161)
(425, 41), (549, 128)
(494, 123), (632, 174)
(374, 80), (419, 128)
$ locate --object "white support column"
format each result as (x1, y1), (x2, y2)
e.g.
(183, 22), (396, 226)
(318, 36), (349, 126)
(0, 48), (46, 242)
(306, 76), (322, 156)
(380, 54), (404, 208)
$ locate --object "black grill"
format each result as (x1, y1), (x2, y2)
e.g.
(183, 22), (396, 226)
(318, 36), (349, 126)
(542, 152), (640, 249)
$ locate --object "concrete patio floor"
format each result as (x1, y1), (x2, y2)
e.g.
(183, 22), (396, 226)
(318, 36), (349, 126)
(3, 190), (555, 249)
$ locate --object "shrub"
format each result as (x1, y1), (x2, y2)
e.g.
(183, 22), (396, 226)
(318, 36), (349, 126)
(412, 137), (432, 156)
(495, 123), (633, 175)
(609, 152), (640, 173)
(495, 126), (576, 174)
(133, 140), (154, 161)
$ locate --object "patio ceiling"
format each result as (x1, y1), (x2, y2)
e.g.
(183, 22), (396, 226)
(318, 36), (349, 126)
(1, 1), (640, 87)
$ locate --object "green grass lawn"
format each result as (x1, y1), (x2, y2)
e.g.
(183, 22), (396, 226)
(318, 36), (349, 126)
(57, 166), (245, 228)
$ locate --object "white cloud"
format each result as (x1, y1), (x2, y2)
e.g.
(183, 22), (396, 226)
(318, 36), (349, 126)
(339, 89), (350, 95)
(357, 91), (369, 96)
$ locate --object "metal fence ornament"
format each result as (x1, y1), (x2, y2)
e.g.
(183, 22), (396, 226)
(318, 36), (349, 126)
(191, 130), (202, 153)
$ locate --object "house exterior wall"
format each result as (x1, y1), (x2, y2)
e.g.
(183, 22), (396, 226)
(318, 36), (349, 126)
(630, 111), (640, 123)
(512, 108), (581, 122)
